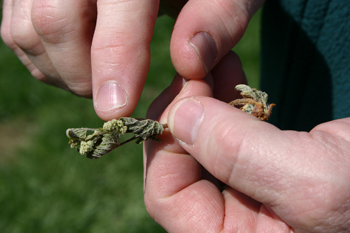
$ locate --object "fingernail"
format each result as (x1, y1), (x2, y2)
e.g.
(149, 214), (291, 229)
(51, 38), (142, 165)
(168, 99), (204, 145)
(190, 32), (217, 72)
(95, 81), (127, 112)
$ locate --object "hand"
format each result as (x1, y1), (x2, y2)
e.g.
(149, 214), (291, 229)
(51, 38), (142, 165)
(1, 0), (264, 120)
(144, 53), (350, 232)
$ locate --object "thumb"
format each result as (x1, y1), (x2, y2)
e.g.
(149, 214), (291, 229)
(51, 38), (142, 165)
(91, 0), (159, 120)
(166, 96), (350, 231)
(170, 0), (264, 79)
(167, 96), (284, 198)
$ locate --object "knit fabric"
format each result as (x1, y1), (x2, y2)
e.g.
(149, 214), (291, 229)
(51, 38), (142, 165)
(260, 0), (350, 131)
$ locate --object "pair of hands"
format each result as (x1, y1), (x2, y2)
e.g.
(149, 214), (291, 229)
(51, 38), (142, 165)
(2, 0), (350, 232)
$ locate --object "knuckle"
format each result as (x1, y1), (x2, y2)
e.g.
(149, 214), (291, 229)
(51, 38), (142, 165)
(31, 1), (72, 42)
(0, 22), (16, 49)
(91, 39), (124, 53)
(10, 18), (41, 51)
(210, 0), (250, 46)
(67, 83), (93, 98)
(31, 68), (51, 83)
(91, 30), (134, 52)
(91, 36), (136, 67)
(212, 122), (243, 183)
(44, 76), (92, 98)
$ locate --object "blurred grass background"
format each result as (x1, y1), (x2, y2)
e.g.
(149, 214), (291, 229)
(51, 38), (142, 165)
(0, 9), (261, 233)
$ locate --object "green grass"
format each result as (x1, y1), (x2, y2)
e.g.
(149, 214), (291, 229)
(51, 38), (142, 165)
(0, 11), (261, 233)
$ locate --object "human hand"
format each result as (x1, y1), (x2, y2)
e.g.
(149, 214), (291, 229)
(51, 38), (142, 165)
(1, 0), (263, 120)
(144, 54), (350, 232)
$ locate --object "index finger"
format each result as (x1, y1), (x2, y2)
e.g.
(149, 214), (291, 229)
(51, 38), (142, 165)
(92, 0), (159, 120)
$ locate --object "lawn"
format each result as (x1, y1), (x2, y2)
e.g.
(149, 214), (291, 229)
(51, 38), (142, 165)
(0, 10), (261, 233)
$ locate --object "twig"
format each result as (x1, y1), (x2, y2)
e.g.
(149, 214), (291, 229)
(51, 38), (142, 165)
(66, 84), (275, 159)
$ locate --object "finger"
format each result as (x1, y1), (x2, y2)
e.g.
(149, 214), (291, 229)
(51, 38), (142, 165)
(91, 0), (159, 120)
(145, 73), (213, 180)
(145, 50), (246, 191)
(167, 96), (350, 230)
(1, 0), (26, 61)
(167, 96), (287, 201)
(170, 0), (264, 79)
(31, 0), (97, 96)
(143, 74), (185, 192)
(145, 73), (213, 156)
(145, 49), (247, 193)
(143, 74), (188, 180)
(1, 0), (49, 83)
(146, 74), (186, 121)
(147, 50), (247, 122)
(222, 188), (292, 232)
(211, 51), (247, 103)
(145, 74), (226, 232)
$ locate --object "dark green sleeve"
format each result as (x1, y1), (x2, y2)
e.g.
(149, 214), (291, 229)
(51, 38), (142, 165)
(260, 0), (350, 131)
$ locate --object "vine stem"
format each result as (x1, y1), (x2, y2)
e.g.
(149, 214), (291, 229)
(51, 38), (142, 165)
(118, 136), (138, 147)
